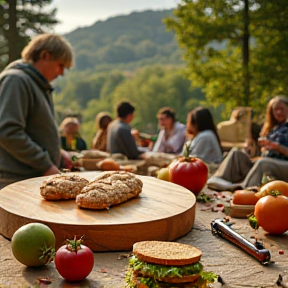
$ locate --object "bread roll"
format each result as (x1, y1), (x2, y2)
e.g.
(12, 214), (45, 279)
(40, 174), (89, 200)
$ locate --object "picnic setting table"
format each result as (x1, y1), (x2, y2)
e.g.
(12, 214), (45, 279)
(1, 172), (288, 288)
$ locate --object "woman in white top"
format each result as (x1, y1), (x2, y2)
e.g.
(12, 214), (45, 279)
(152, 107), (186, 154)
(184, 107), (223, 164)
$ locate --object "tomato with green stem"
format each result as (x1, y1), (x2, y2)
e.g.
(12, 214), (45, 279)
(250, 191), (288, 235)
(169, 143), (208, 196)
(55, 236), (94, 281)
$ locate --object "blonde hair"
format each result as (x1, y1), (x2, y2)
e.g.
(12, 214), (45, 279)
(260, 96), (288, 136)
(59, 117), (80, 131)
(21, 34), (73, 68)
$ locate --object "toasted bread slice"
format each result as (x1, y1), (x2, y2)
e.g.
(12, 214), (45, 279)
(40, 174), (89, 200)
(133, 241), (202, 266)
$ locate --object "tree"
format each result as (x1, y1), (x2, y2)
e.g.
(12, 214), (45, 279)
(164, 0), (288, 116)
(0, 0), (58, 69)
(53, 66), (214, 145)
(110, 65), (207, 134)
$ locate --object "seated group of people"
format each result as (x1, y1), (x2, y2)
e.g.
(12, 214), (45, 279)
(60, 95), (288, 191)
(60, 102), (223, 163)
(96, 102), (223, 164)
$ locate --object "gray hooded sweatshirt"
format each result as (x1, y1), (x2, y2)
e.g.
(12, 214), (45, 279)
(0, 60), (61, 181)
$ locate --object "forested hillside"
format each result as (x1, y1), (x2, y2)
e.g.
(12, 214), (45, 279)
(63, 9), (183, 71)
(53, 9), (222, 146)
(54, 66), (214, 145)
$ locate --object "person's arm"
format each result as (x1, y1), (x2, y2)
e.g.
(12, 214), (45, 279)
(0, 75), (55, 173)
(152, 130), (165, 152)
(264, 141), (288, 157)
(44, 165), (60, 176)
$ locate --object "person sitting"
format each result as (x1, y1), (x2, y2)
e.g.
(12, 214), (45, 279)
(107, 102), (144, 159)
(208, 96), (288, 191)
(152, 107), (186, 154)
(183, 107), (223, 164)
(91, 112), (113, 151)
(59, 117), (87, 152)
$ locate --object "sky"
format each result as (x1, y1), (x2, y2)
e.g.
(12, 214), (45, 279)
(49, 0), (180, 34)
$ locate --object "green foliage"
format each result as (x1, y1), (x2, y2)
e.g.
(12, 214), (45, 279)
(0, 0), (58, 69)
(53, 66), (215, 147)
(164, 0), (288, 116)
(64, 10), (184, 71)
(110, 65), (205, 133)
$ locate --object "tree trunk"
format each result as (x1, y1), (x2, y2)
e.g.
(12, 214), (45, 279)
(243, 0), (250, 106)
(7, 0), (18, 63)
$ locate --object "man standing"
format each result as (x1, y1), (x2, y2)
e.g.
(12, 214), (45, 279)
(0, 34), (74, 189)
(107, 102), (144, 159)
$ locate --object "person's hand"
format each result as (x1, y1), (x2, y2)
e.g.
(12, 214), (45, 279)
(258, 137), (269, 147)
(60, 149), (74, 169)
(139, 152), (147, 160)
(44, 165), (60, 176)
(243, 138), (253, 155)
(131, 129), (139, 138)
(262, 140), (279, 151)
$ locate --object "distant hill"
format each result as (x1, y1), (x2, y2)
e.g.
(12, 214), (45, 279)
(64, 9), (184, 71)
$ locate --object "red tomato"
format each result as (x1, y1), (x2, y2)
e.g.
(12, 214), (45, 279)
(55, 237), (94, 281)
(254, 194), (288, 235)
(169, 156), (208, 196)
(233, 190), (259, 205)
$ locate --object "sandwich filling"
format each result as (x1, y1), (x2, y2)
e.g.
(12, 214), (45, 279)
(125, 256), (217, 288)
(129, 256), (203, 280)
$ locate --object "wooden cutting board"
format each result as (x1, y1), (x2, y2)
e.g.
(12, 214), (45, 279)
(0, 172), (196, 251)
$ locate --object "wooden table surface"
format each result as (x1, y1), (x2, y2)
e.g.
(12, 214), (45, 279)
(1, 185), (288, 288)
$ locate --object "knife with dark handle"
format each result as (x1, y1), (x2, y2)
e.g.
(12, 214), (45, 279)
(211, 218), (271, 265)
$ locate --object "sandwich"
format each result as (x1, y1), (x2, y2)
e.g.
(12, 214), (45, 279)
(125, 241), (217, 288)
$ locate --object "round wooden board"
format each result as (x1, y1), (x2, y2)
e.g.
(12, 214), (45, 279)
(0, 172), (196, 251)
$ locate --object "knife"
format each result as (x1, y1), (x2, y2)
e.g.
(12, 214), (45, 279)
(211, 218), (271, 265)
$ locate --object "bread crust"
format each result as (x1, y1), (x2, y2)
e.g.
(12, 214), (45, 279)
(40, 174), (89, 200)
(76, 171), (143, 209)
(133, 241), (202, 266)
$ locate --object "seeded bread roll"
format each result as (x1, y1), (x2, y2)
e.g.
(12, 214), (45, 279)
(76, 171), (143, 209)
(133, 241), (202, 266)
(40, 174), (89, 200)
